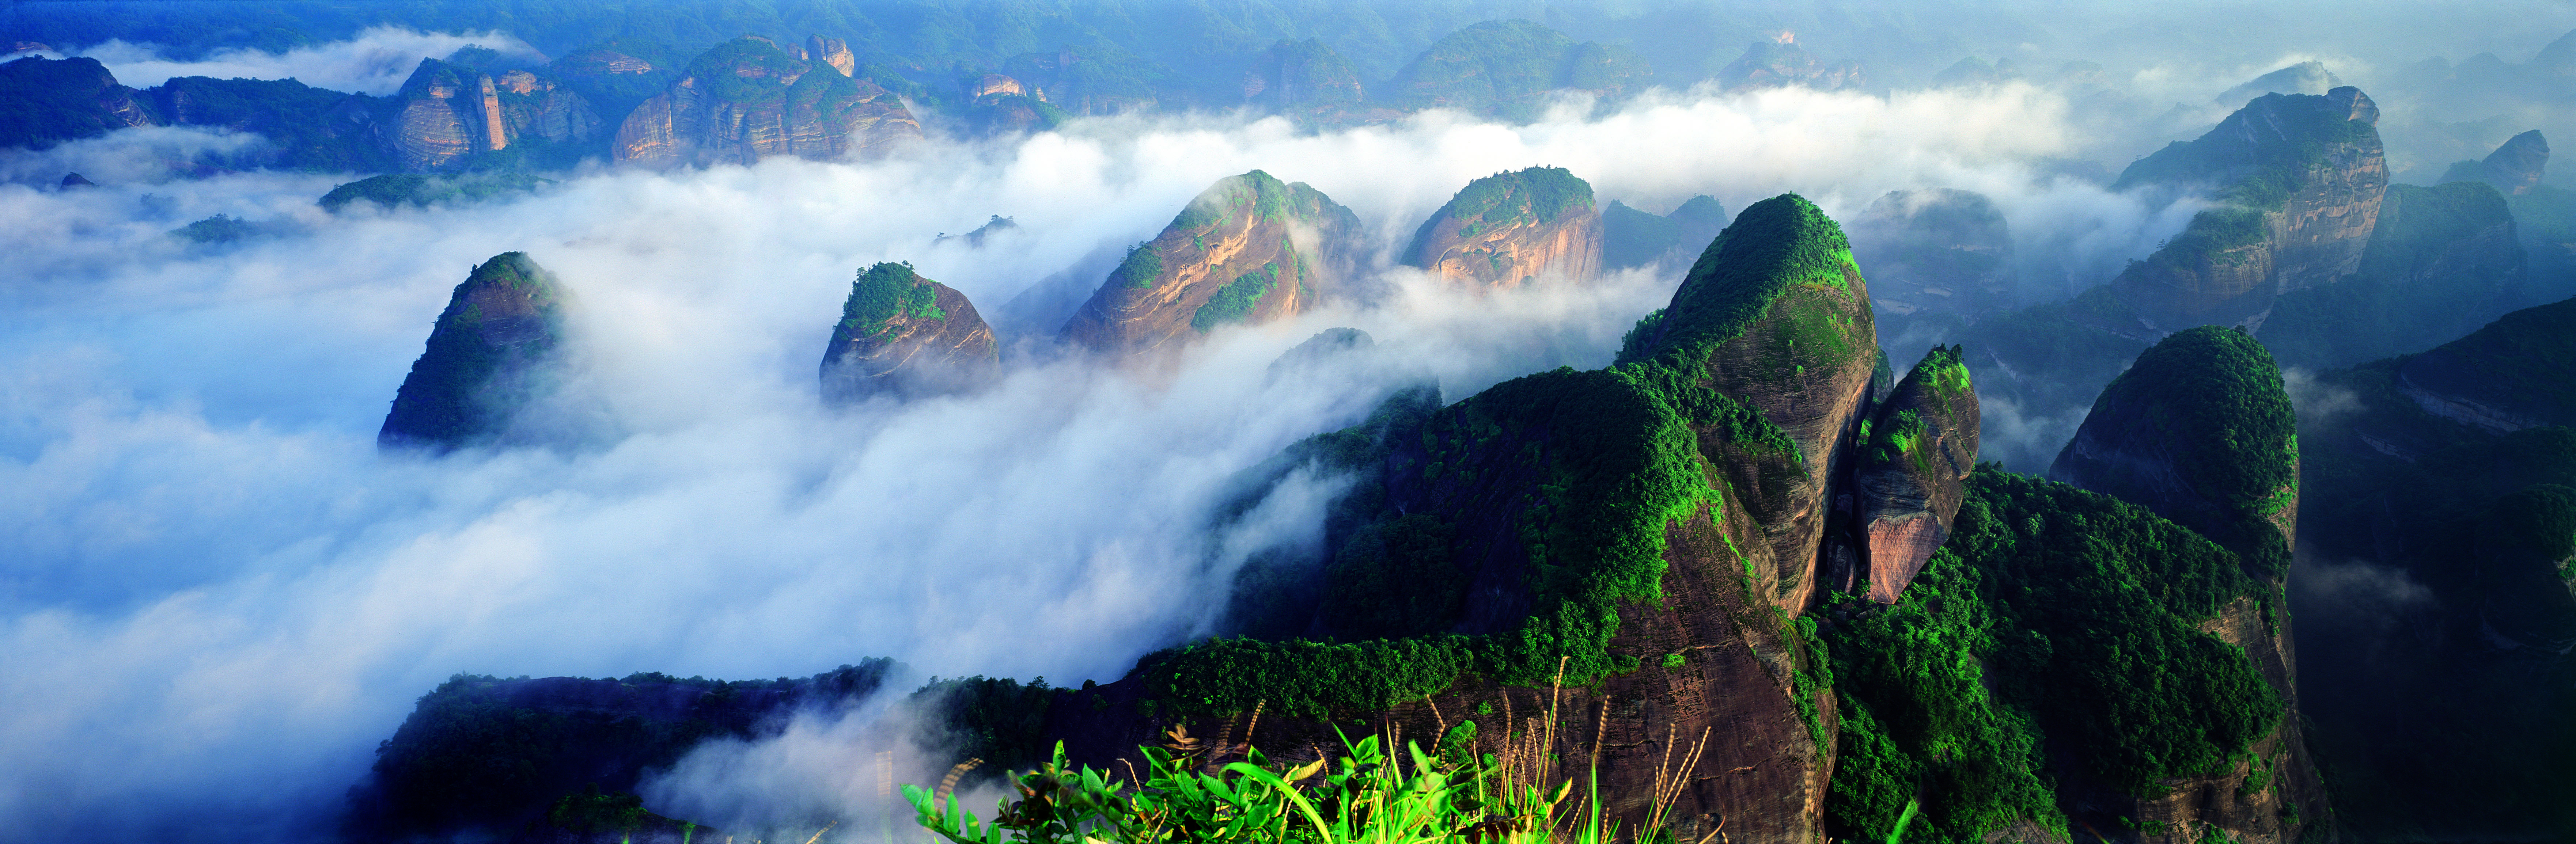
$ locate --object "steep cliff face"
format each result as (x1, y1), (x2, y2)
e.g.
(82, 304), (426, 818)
(1046, 195), (1894, 844)
(2441, 129), (2549, 195)
(383, 58), (605, 172)
(1844, 188), (2012, 321)
(1841, 346), (1978, 604)
(819, 262), (999, 403)
(379, 252), (570, 452)
(1618, 194), (1879, 612)
(1403, 166), (1605, 288)
(2262, 180), (2527, 368)
(1381, 20), (1649, 121)
(1059, 170), (1363, 358)
(1715, 35), (1863, 92)
(0, 55), (159, 148)
(2043, 326), (2323, 844)
(2109, 87), (2388, 329)
(613, 36), (920, 167)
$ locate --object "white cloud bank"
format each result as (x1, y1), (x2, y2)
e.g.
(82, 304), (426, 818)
(0, 69), (2186, 843)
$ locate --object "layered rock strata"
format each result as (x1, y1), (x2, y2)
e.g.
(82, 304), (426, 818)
(819, 262), (999, 403)
(1060, 170), (1363, 358)
(2109, 87), (2388, 330)
(614, 35), (920, 167)
(1402, 166), (1604, 288)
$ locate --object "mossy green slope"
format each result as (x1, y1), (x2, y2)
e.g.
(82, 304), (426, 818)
(379, 252), (569, 451)
(1148, 195), (1868, 718)
(1619, 193), (1878, 611)
(2049, 326), (2298, 578)
(1823, 468), (2277, 844)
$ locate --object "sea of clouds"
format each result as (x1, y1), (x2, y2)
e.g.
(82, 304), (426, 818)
(0, 43), (2215, 840)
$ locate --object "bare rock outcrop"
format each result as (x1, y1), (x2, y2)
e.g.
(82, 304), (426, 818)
(1059, 170), (1364, 358)
(613, 36), (920, 167)
(819, 262), (999, 403)
(383, 58), (603, 172)
(2109, 86), (2388, 329)
(1616, 193), (1879, 613)
(1843, 345), (1978, 603)
(1402, 166), (1603, 288)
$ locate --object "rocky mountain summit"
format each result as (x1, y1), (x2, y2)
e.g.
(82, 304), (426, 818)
(350, 193), (2328, 844)
(1402, 166), (1604, 288)
(613, 35), (920, 167)
(819, 262), (999, 403)
(383, 57), (604, 171)
(1835, 345), (1978, 604)
(379, 252), (571, 452)
(2443, 129), (2550, 195)
(2109, 86), (2389, 330)
(1060, 170), (1363, 358)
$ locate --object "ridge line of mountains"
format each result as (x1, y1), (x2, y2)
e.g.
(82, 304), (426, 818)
(348, 79), (2576, 843)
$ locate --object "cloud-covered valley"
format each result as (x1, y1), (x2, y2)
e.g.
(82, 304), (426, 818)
(0, 66), (2198, 841)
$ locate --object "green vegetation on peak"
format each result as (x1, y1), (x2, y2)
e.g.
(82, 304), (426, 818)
(1614, 193), (1859, 372)
(1158, 363), (1723, 719)
(2062, 326), (2296, 577)
(0, 55), (158, 149)
(1170, 170), (1313, 233)
(837, 261), (947, 341)
(1444, 166), (1594, 229)
(1824, 468), (2276, 842)
(1190, 261), (1287, 333)
(1908, 343), (1973, 399)
(463, 251), (560, 299)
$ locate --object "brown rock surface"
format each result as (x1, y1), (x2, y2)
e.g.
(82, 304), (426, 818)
(1621, 194), (1879, 613)
(2110, 86), (2388, 329)
(383, 58), (603, 171)
(1059, 170), (1364, 359)
(613, 36), (920, 167)
(1402, 166), (1604, 288)
(819, 262), (999, 402)
(1845, 345), (1978, 604)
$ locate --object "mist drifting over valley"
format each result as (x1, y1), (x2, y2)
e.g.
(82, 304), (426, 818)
(6, 1), (2576, 841)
